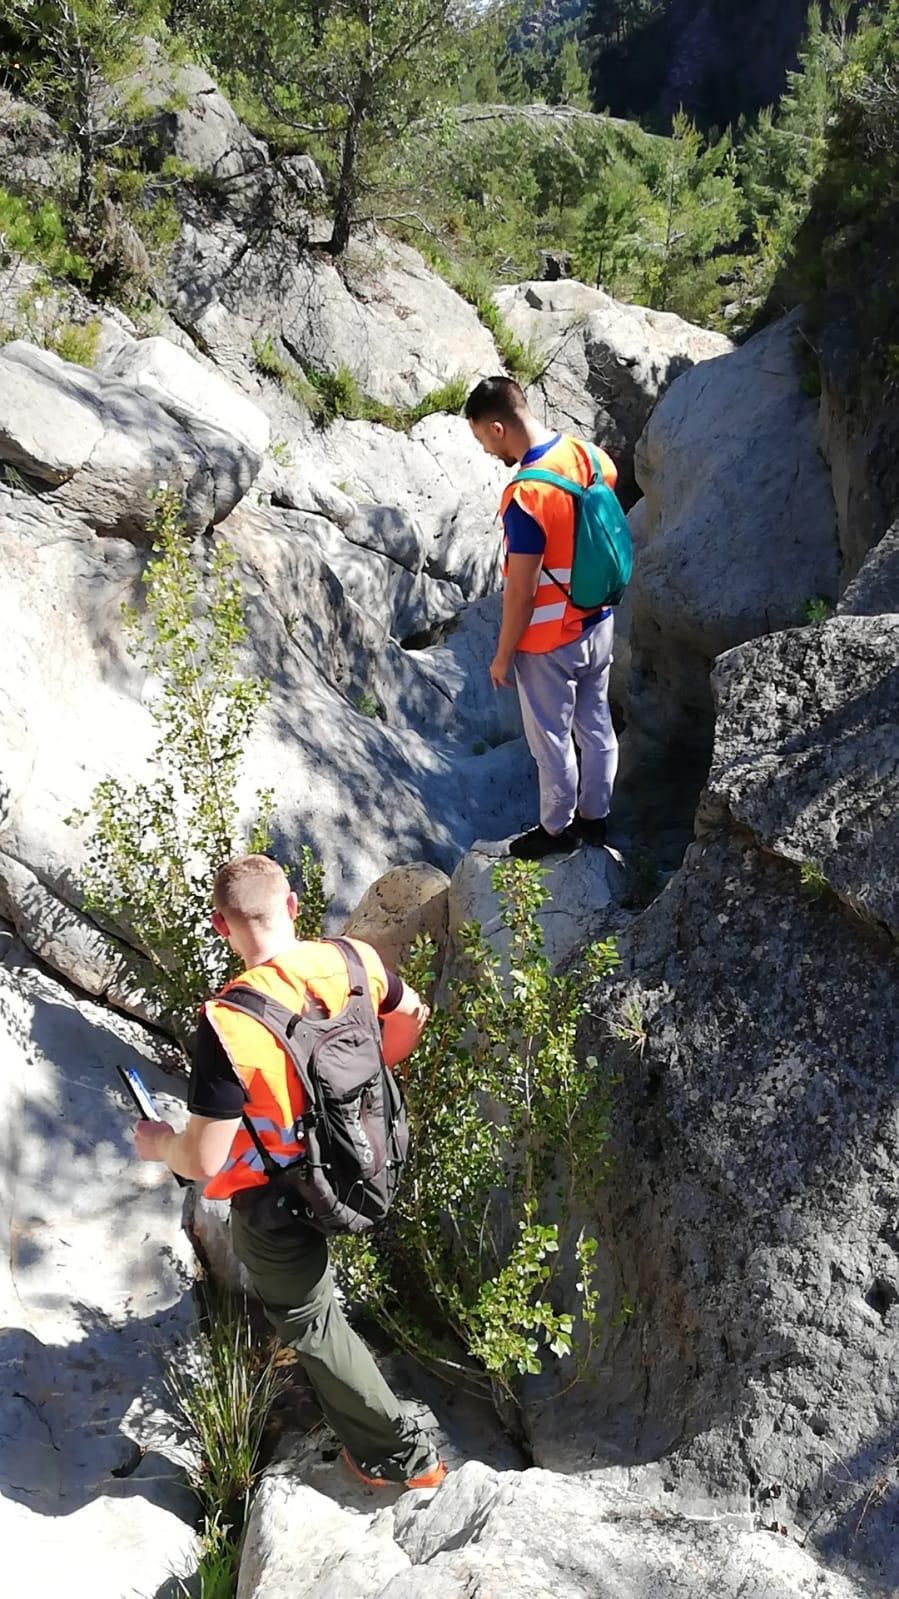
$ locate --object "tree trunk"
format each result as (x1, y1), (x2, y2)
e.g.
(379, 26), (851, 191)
(327, 86), (367, 256)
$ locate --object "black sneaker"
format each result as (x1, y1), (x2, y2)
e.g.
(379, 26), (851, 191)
(576, 815), (608, 847)
(509, 823), (579, 860)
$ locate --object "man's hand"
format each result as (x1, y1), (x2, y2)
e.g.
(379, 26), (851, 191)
(134, 1119), (175, 1163)
(489, 651), (515, 690)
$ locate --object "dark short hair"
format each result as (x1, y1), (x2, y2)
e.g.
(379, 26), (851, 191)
(464, 376), (527, 425)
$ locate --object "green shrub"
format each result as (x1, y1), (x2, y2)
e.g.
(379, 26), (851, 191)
(69, 490), (273, 1042)
(334, 860), (621, 1408)
(0, 187), (88, 280)
(49, 318), (102, 367)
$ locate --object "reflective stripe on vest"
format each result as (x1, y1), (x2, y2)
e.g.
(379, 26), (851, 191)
(500, 437), (618, 654)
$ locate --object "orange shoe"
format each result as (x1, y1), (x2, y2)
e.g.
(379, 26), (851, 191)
(341, 1446), (447, 1491)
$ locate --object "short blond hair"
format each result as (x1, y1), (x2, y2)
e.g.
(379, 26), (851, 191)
(213, 855), (290, 924)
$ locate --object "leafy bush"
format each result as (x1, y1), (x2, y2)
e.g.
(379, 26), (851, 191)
(334, 860), (621, 1408)
(0, 187), (88, 279)
(70, 490), (273, 1041)
(49, 318), (102, 366)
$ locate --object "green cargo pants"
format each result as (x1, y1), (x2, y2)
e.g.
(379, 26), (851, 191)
(229, 1205), (436, 1481)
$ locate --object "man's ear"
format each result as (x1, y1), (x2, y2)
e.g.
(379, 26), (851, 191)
(286, 890), (299, 924)
(211, 908), (229, 940)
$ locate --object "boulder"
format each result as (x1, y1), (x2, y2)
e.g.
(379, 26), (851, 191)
(623, 310), (839, 771)
(342, 862), (451, 975)
(701, 616), (899, 936)
(493, 279), (732, 504)
(237, 1451), (868, 1599)
(442, 837), (625, 994)
(281, 507), (464, 641)
(0, 340), (246, 533)
(258, 456), (358, 529)
(101, 334), (271, 455)
(0, 936), (198, 1596)
(297, 413), (506, 604)
(526, 604), (899, 1592)
(343, 504), (428, 576)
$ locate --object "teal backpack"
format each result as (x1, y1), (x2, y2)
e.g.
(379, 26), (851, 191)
(512, 443), (633, 611)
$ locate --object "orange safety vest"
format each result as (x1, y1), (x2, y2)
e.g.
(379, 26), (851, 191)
(500, 434), (618, 654)
(202, 938), (390, 1202)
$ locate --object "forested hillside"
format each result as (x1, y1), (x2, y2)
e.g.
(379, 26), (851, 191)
(0, 1), (895, 338)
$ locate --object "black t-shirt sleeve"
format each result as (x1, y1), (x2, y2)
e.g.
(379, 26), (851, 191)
(187, 1013), (248, 1120)
(379, 968), (403, 1016)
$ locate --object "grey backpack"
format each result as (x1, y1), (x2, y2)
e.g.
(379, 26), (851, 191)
(224, 938), (409, 1234)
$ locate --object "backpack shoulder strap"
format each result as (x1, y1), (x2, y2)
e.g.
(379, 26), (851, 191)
(322, 937), (380, 1032)
(511, 467), (585, 497)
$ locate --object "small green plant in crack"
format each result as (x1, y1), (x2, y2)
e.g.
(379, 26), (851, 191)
(613, 994), (648, 1056)
(355, 690), (386, 721)
(804, 596), (834, 624)
(270, 436), (293, 467)
(800, 860), (829, 897)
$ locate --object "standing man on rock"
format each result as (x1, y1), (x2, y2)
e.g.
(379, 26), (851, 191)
(466, 376), (620, 859)
(134, 853), (446, 1492)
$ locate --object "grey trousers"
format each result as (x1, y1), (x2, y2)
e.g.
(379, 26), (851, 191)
(514, 614), (618, 834)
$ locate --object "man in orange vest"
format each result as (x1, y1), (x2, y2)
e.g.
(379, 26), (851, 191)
(466, 376), (619, 859)
(134, 853), (447, 1491)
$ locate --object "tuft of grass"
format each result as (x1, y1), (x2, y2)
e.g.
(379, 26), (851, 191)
(800, 860), (829, 897)
(613, 994), (648, 1056)
(442, 261), (544, 386)
(49, 318), (102, 367)
(355, 689), (386, 721)
(253, 336), (468, 432)
(165, 1291), (285, 1530)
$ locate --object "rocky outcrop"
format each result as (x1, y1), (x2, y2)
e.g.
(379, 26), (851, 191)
(838, 519), (899, 617)
(238, 1448), (869, 1599)
(0, 929), (198, 1597)
(0, 472), (533, 1004)
(493, 278), (732, 504)
(622, 309), (839, 779)
(525, 603), (899, 1594)
(0, 337), (262, 533)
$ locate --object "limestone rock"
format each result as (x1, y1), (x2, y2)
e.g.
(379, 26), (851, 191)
(838, 518), (899, 616)
(542, 832), (899, 1589)
(624, 309), (840, 768)
(343, 863), (451, 975)
(493, 279), (732, 503)
(409, 594), (525, 749)
(299, 413), (506, 604)
(102, 334), (271, 455)
(343, 504), (428, 576)
(0, 938), (198, 1596)
(442, 838), (625, 994)
(169, 223), (500, 411)
(237, 1452), (869, 1599)
(0, 340), (231, 533)
(0, 486), (535, 1001)
(702, 616), (899, 936)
